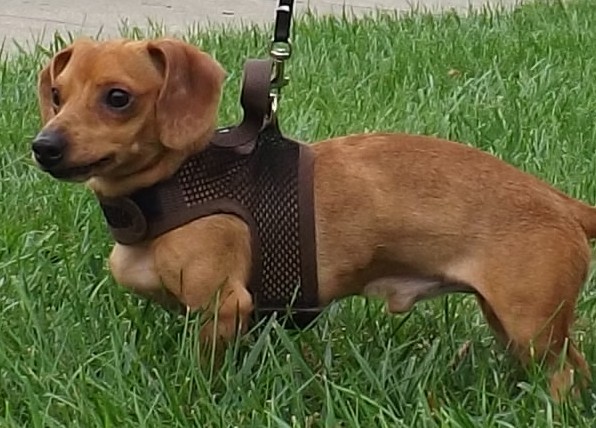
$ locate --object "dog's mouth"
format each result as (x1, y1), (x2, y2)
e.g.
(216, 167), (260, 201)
(48, 155), (114, 181)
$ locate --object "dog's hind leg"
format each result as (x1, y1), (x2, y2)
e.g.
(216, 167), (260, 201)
(476, 295), (508, 345)
(482, 295), (589, 400)
(475, 236), (591, 400)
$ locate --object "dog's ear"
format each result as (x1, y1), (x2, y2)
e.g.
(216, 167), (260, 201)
(38, 46), (73, 124)
(147, 39), (225, 153)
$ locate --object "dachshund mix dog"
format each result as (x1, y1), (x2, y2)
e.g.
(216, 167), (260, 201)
(33, 38), (592, 399)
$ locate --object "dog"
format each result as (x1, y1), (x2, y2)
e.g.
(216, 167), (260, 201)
(32, 37), (593, 400)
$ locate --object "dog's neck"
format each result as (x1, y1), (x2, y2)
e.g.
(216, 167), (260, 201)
(88, 150), (187, 198)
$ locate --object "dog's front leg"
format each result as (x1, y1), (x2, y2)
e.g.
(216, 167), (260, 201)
(109, 242), (182, 310)
(151, 214), (253, 353)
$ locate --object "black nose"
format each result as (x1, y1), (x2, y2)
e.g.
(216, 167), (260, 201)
(32, 130), (67, 169)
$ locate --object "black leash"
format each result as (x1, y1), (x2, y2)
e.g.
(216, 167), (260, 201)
(273, 0), (294, 46)
(269, 0), (294, 119)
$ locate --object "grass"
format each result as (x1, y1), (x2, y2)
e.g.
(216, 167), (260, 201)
(1, 0), (596, 425)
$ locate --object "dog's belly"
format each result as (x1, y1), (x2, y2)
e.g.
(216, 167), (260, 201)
(109, 243), (161, 293)
(363, 275), (476, 313)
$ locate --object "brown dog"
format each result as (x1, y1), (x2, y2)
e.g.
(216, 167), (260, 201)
(33, 37), (593, 399)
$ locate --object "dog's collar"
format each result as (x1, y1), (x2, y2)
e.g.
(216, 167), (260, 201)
(97, 59), (321, 329)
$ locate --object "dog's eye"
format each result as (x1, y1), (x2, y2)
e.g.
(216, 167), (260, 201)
(51, 88), (60, 107)
(105, 89), (131, 110)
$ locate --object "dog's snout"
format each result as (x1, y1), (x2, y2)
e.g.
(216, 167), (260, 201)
(32, 130), (67, 169)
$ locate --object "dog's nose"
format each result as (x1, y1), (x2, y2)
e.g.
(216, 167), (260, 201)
(32, 130), (66, 168)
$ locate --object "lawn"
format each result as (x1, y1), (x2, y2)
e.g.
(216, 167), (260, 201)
(1, 0), (596, 426)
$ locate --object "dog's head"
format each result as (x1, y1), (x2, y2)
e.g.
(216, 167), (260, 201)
(32, 38), (225, 184)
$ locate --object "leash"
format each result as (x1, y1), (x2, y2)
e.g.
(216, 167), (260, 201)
(269, 0), (294, 120)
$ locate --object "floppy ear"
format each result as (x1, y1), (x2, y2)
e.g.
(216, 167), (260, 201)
(147, 39), (225, 153)
(37, 47), (73, 124)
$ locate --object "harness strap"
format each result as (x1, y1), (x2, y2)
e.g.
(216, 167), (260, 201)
(211, 59), (273, 150)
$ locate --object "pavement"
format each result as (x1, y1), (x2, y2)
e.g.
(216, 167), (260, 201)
(1, 0), (526, 50)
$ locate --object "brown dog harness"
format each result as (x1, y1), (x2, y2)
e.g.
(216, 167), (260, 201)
(97, 59), (321, 328)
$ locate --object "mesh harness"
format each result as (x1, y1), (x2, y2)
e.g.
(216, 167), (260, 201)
(97, 59), (321, 328)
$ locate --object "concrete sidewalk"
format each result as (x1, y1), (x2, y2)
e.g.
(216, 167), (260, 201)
(1, 0), (525, 48)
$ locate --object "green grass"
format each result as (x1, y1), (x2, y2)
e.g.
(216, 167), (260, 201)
(2, 0), (596, 426)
